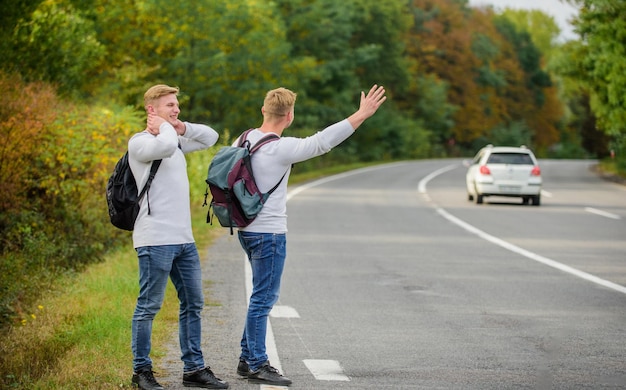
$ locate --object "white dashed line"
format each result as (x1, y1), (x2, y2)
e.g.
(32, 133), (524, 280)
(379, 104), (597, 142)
(270, 306), (300, 318)
(303, 359), (350, 381)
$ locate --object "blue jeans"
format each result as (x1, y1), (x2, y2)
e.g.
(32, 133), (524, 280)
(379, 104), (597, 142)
(238, 231), (286, 372)
(132, 243), (205, 373)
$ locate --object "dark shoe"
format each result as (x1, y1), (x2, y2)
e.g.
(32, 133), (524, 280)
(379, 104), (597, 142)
(236, 358), (249, 377)
(248, 362), (292, 386)
(132, 368), (164, 390)
(183, 367), (229, 389)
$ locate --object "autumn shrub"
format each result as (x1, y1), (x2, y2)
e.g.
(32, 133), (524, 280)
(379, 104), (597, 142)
(0, 71), (144, 328)
(0, 72), (57, 217)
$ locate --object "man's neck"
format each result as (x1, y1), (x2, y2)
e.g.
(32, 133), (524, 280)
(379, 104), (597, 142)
(258, 122), (285, 136)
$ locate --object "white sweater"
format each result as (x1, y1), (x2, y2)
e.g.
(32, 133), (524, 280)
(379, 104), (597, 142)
(128, 122), (218, 248)
(237, 119), (355, 233)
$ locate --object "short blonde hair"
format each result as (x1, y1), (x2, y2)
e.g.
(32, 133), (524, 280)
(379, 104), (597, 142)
(144, 84), (179, 108)
(263, 87), (297, 118)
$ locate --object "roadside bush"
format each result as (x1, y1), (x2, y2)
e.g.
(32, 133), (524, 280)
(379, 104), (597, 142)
(0, 71), (143, 328)
(0, 72), (57, 218)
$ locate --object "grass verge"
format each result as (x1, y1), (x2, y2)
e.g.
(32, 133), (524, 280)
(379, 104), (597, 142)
(597, 158), (626, 185)
(0, 207), (222, 389)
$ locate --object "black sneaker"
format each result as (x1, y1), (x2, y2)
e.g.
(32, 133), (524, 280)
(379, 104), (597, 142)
(236, 358), (249, 377)
(182, 367), (229, 389)
(248, 362), (292, 386)
(132, 368), (164, 390)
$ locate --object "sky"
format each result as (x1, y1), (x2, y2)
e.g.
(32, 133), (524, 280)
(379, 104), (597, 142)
(468, 0), (579, 41)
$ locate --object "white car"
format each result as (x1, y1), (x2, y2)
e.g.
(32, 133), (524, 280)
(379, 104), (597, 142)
(466, 145), (542, 205)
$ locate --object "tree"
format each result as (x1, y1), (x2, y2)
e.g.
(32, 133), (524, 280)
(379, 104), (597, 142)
(566, 0), (626, 162)
(500, 9), (561, 63)
(8, 0), (105, 96)
(407, 0), (562, 152)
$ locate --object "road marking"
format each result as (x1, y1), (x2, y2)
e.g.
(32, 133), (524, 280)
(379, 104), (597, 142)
(303, 359), (350, 381)
(417, 164), (458, 193)
(270, 305), (300, 318)
(436, 208), (626, 295)
(287, 162), (410, 201)
(417, 164), (626, 295)
(585, 207), (621, 220)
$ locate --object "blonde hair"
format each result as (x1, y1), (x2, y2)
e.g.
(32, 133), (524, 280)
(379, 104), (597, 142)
(144, 84), (179, 109)
(263, 87), (297, 118)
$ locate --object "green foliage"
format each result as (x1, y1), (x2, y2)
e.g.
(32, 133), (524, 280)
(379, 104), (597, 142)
(8, 0), (105, 96)
(501, 8), (561, 61)
(489, 121), (533, 148)
(567, 0), (626, 139)
(553, 0), (626, 169)
(276, 0), (412, 129)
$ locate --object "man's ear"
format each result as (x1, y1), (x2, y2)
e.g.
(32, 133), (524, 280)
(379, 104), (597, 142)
(147, 105), (155, 114)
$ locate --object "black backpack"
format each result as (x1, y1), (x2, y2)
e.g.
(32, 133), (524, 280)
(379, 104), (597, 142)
(204, 130), (285, 234)
(106, 151), (161, 231)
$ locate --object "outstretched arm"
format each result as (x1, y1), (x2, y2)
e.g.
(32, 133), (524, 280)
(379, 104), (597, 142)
(347, 85), (387, 130)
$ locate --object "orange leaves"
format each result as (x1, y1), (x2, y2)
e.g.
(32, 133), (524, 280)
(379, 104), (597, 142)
(407, 0), (563, 150)
(0, 72), (58, 214)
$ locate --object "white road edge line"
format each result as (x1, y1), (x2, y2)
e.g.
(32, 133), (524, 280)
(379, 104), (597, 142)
(418, 164), (458, 193)
(242, 165), (406, 385)
(585, 207), (621, 220)
(241, 165), (410, 388)
(287, 162), (410, 201)
(418, 164), (626, 295)
(436, 207), (626, 295)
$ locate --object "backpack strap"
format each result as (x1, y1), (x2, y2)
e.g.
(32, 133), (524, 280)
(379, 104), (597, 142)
(237, 128), (286, 196)
(250, 133), (280, 153)
(238, 129), (280, 153)
(267, 170), (287, 195)
(138, 159), (162, 215)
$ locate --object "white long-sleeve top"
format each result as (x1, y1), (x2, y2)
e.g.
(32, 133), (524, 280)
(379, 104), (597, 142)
(128, 121), (218, 248)
(236, 119), (355, 233)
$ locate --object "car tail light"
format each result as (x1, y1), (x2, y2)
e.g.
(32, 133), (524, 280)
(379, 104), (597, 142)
(479, 165), (491, 175)
(531, 166), (541, 176)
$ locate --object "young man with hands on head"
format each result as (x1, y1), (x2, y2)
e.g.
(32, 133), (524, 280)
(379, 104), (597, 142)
(128, 84), (228, 390)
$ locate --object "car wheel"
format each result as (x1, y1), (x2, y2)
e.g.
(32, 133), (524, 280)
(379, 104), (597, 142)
(476, 194), (484, 204)
(468, 193), (474, 201)
(522, 196), (530, 205)
(531, 195), (541, 206)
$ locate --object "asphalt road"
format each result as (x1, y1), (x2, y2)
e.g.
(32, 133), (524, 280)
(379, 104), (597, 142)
(160, 159), (626, 390)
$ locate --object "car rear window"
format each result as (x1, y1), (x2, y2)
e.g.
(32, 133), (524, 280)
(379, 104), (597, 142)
(487, 153), (533, 165)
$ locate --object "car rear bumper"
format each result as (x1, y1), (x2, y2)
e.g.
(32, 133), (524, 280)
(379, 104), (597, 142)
(474, 182), (541, 196)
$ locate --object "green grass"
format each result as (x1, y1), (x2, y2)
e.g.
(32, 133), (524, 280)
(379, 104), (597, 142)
(597, 158), (626, 184)
(0, 208), (223, 389)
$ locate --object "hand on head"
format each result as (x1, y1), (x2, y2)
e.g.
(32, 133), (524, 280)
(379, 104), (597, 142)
(146, 113), (166, 135)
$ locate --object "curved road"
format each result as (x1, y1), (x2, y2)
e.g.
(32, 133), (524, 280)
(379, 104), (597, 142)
(162, 159), (626, 389)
